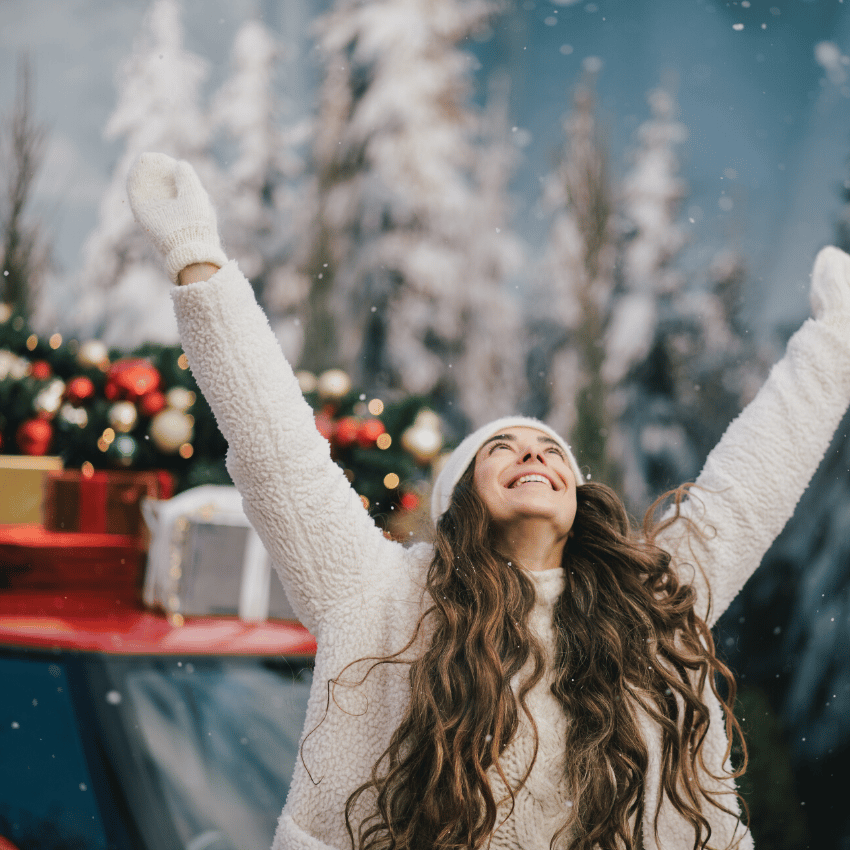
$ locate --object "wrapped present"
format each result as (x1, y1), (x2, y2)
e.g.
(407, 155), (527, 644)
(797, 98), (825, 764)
(142, 485), (297, 624)
(44, 469), (173, 537)
(0, 456), (64, 525)
(0, 523), (144, 597)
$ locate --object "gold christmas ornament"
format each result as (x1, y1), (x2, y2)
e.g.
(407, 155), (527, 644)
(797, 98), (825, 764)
(33, 379), (66, 417)
(296, 370), (318, 394)
(0, 349), (29, 380)
(317, 368), (351, 400)
(33, 388), (62, 417)
(10, 356), (29, 380)
(165, 386), (196, 412)
(150, 409), (194, 453)
(0, 350), (12, 380)
(108, 400), (139, 433)
(78, 339), (110, 370)
(401, 409), (444, 464)
(59, 403), (88, 429)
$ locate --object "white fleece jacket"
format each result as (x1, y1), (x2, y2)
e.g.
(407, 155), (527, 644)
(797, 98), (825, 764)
(172, 255), (850, 850)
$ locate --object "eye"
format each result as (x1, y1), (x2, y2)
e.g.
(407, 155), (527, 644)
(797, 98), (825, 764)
(547, 447), (565, 458)
(489, 441), (512, 453)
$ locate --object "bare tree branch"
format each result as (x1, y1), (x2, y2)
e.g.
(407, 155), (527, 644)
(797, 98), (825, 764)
(1, 54), (50, 317)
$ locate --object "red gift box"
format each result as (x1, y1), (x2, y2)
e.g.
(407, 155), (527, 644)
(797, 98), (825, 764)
(44, 470), (173, 537)
(0, 524), (144, 597)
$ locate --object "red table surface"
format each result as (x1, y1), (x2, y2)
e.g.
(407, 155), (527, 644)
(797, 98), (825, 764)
(0, 524), (316, 656)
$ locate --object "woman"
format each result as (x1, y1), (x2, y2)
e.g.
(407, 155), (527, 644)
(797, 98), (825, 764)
(127, 153), (850, 850)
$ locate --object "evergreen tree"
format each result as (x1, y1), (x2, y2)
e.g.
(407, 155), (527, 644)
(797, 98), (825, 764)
(210, 18), (308, 362)
(606, 85), (688, 506)
(533, 78), (764, 502)
(455, 75), (526, 428)
(74, 0), (212, 348)
(724, 140), (850, 849)
(532, 69), (616, 481)
(298, 0), (519, 427)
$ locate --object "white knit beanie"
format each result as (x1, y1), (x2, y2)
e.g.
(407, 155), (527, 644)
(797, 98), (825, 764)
(430, 416), (584, 521)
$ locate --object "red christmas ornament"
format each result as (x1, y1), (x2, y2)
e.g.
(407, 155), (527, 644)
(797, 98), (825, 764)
(314, 413), (335, 442)
(105, 358), (160, 402)
(139, 390), (167, 417)
(400, 492), (420, 512)
(357, 418), (386, 448)
(16, 418), (53, 456)
(30, 360), (52, 381)
(65, 376), (96, 405)
(334, 417), (360, 448)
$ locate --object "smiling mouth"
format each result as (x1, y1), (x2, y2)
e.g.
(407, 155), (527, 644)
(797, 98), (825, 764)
(510, 474), (553, 489)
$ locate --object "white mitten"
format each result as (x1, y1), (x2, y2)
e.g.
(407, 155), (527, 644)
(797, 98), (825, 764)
(127, 152), (228, 284)
(810, 245), (850, 329)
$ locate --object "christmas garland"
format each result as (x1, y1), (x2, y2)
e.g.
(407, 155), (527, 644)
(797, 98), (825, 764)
(0, 305), (447, 530)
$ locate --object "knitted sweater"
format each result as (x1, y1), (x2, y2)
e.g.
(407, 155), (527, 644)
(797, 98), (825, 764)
(172, 259), (850, 850)
(490, 568), (572, 849)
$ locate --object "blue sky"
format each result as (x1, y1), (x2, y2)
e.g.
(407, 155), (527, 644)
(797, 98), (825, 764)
(1, 0), (849, 336)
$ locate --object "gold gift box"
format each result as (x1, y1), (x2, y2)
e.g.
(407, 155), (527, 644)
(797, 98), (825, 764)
(0, 456), (64, 524)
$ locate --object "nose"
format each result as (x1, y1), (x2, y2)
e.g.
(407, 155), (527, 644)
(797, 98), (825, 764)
(520, 445), (546, 464)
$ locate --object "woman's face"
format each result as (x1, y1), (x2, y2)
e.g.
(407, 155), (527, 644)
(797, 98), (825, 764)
(472, 426), (578, 537)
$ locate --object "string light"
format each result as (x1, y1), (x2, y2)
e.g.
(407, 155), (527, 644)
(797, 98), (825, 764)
(367, 398), (384, 416)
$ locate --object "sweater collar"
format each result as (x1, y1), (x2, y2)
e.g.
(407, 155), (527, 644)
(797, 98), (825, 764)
(525, 566), (565, 612)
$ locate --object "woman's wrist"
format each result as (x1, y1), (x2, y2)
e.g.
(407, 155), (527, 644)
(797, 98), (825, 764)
(178, 262), (221, 286)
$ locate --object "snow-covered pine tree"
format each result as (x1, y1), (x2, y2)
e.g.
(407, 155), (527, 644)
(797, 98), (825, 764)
(605, 85), (688, 507)
(612, 248), (766, 515)
(532, 67), (616, 481)
(299, 0), (521, 425)
(210, 18), (308, 363)
(74, 0), (212, 348)
(730, 157), (850, 839)
(455, 74), (526, 428)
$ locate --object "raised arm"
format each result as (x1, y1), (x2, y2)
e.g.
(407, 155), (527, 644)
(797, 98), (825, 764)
(127, 153), (404, 636)
(657, 247), (850, 627)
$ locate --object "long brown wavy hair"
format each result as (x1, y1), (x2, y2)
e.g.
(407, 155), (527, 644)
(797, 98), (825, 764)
(340, 463), (747, 850)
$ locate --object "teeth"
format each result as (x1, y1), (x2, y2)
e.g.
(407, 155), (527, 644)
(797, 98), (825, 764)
(513, 474), (550, 487)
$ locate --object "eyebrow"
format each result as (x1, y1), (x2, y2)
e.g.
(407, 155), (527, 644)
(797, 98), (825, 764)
(481, 434), (562, 450)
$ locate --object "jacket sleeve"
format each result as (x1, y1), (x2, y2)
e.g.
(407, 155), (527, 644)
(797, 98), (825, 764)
(171, 261), (404, 636)
(656, 268), (850, 628)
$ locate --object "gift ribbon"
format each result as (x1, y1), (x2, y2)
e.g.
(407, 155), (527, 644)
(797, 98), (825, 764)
(78, 472), (108, 533)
